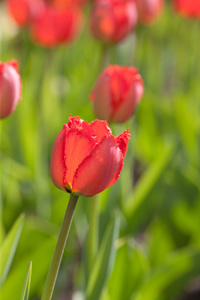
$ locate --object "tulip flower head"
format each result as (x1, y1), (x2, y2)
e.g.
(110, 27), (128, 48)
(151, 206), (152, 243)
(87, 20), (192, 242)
(135, 0), (164, 24)
(173, 0), (200, 18)
(0, 60), (21, 119)
(30, 2), (83, 47)
(90, 65), (144, 123)
(7, 0), (45, 26)
(50, 116), (130, 197)
(90, 0), (138, 43)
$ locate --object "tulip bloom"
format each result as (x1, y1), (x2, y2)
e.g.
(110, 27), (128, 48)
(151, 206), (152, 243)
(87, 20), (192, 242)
(135, 0), (164, 24)
(30, 2), (83, 47)
(90, 65), (144, 123)
(6, 0), (45, 26)
(173, 0), (200, 18)
(0, 60), (21, 119)
(90, 0), (138, 43)
(50, 116), (130, 197)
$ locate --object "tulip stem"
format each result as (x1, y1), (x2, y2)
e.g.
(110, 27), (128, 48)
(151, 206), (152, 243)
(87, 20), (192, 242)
(41, 194), (79, 300)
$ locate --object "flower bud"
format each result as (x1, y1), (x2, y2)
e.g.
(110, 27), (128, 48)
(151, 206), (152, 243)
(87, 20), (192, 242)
(7, 0), (45, 26)
(90, 0), (138, 43)
(90, 65), (144, 123)
(0, 60), (21, 119)
(30, 2), (83, 47)
(173, 0), (200, 18)
(135, 0), (164, 24)
(50, 115), (130, 197)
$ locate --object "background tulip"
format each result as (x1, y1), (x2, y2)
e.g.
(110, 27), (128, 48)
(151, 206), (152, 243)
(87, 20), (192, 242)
(135, 0), (164, 24)
(0, 60), (21, 119)
(50, 115), (130, 197)
(90, 65), (144, 123)
(90, 0), (138, 43)
(173, 0), (200, 18)
(30, 2), (83, 47)
(7, 0), (45, 26)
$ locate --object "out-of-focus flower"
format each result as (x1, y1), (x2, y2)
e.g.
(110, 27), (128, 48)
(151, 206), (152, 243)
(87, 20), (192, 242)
(0, 60), (21, 119)
(6, 0), (45, 26)
(30, 2), (83, 47)
(135, 0), (164, 24)
(52, 0), (89, 7)
(90, 0), (138, 43)
(173, 0), (200, 18)
(50, 115), (130, 197)
(90, 65), (144, 123)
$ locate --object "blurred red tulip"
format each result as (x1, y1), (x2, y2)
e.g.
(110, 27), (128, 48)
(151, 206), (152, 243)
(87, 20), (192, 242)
(0, 60), (21, 119)
(90, 65), (144, 123)
(135, 0), (164, 24)
(52, 0), (89, 7)
(30, 2), (83, 46)
(173, 0), (200, 18)
(90, 0), (138, 43)
(6, 0), (45, 26)
(50, 115), (130, 197)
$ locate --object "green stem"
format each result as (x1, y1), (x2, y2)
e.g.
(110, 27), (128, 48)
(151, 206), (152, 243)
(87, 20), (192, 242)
(41, 194), (79, 300)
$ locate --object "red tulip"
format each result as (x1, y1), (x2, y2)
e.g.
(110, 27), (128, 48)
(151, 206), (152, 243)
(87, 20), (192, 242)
(135, 0), (164, 24)
(52, 0), (89, 7)
(0, 60), (21, 119)
(30, 2), (83, 47)
(50, 116), (130, 197)
(90, 0), (138, 43)
(90, 65), (144, 123)
(173, 0), (200, 18)
(6, 0), (45, 26)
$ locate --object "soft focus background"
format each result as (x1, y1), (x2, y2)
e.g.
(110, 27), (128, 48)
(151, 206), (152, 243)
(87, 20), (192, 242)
(0, 0), (200, 300)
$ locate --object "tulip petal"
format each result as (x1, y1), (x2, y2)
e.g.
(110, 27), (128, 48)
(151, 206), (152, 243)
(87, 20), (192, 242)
(50, 127), (67, 191)
(72, 135), (123, 197)
(89, 119), (111, 142)
(115, 129), (131, 158)
(112, 75), (144, 123)
(63, 128), (97, 187)
(90, 74), (112, 120)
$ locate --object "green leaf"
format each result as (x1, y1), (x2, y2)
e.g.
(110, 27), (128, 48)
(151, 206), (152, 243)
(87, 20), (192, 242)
(124, 144), (174, 224)
(0, 238), (56, 300)
(0, 214), (25, 287)
(20, 262), (32, 300)
(131, 247), (200, 300)
(86, 213), (120, 300)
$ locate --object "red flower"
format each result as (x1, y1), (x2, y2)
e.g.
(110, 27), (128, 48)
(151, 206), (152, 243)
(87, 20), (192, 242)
(90, 65), (144, 123)
(50, 116), (130, 197)
(6, 0), (45, 26)
(0, 60), (21, 119)
(30, 2), (83, 47)
(90, 0), (138, 43)
(135, 0), (164, 24)
(173, 0), (200, 18)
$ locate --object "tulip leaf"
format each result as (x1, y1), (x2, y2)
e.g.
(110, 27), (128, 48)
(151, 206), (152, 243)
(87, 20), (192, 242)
(20, 262), (32, 300)
(0, 237), (56, 299)
(131, 247), (200, 300)
(86, 213), (120, 300)
(0, 214), (25, 287)
(124, 144), (174, 230)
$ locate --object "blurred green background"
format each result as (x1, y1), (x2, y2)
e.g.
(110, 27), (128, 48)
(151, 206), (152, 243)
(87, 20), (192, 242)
(0, 1), (200, 299)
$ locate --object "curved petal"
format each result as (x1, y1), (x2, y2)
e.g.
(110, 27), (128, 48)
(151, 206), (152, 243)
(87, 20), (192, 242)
(89, 119), (111, 142)
(111, 75), (144, 123)
(50, 125), (68, 191)
(115, 129), (131, 158)
(63, 127), (97, 187)
(90, 74), (112, 121)
(72, 135), (123, 197)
